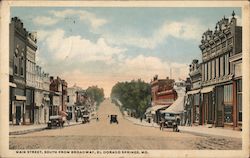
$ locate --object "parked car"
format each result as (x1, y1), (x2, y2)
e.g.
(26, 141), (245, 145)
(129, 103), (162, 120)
(47, 115), (64, 129)
(110, 115), (118, 124)
(163, 113), (176, 128)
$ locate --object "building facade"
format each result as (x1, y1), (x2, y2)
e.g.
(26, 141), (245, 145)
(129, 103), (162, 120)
(66, 85), (82, 121)
(186, 59), (202, 125)
(41, 72), (50, 123)
(34, 65), (44, 124)
(9, 17), (28, 125)
(49, 76), (62, 116)
(150, 75), (177, 106)
(25, 32), (37, 124)
(149, 75), (177, 123)
(199, 11), (242, 129)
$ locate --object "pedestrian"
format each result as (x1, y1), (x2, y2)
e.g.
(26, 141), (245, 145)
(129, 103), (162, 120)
(140, 117), (142, 122)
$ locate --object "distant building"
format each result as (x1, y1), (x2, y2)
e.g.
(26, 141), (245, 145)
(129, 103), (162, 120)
(49, 76), (67, 117)
(49, 76), (62, 116)
(149, 75), (177, 123)
(150, 75), (177, 106)
(66, 84), (82, 121)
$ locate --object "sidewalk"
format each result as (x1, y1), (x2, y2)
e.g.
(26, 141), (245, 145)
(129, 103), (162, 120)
(178, 126), (241, 139)
(124, 116), (159, 128)
(125, 116), (241, 139)
(9, 121), (82, 135)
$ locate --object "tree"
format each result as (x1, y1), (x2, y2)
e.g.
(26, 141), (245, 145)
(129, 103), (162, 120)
(111, 79), (151, 118)
(86, 85), (105, 106)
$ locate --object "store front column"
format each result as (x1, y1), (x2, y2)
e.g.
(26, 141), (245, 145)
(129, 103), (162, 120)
(232, 80), (237, 129)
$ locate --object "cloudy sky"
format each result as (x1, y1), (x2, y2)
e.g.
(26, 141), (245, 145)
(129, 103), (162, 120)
(11, 7), (241, 96)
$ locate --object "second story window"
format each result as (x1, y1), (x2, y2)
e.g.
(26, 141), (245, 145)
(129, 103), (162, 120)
(14, 65), (18, 74)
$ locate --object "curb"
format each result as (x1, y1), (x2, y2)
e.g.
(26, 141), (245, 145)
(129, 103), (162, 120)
(9, 122), (82, 135)
(9, 127), (47, 135)
(178, 127), (241, 139)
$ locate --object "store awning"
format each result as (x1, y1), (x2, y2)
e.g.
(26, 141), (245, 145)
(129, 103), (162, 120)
(200, 86), (215, 93)
(151, 105), (169, 112)
(9, 82), (17, 88)
(15, 95), (26, 101)
(186, 89), (200, 95)
(161, 97), (185, 114)
(145, 107), (152, 114)
(161, 89), (185, 114)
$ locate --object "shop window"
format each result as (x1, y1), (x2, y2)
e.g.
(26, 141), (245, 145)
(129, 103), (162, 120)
(237, 79), (242, 122)
(194, 94), (199, 105)
(224, 84), (233, 123)
(224, 105), (233, 123)
(14, 65), (18, 74)
(21, 67), (24, 76)
(67, 96), (70, 102)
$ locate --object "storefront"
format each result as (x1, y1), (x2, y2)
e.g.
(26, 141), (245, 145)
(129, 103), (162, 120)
(200, 86), (214, 125)
(151, 105), (170, 123)
(50, 95), (60, 116)
(25, 88), (34, 124)
(14, 95), (26, 125)
(186, 89), (201, 126)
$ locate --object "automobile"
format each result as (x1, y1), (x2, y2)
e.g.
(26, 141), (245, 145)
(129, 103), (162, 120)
(82, 114), (90, 124)
(163, 113), (176, 128)
(81, 110), (90, 124)
(47, 115), (64, 129)
(110, 115), (118, 124)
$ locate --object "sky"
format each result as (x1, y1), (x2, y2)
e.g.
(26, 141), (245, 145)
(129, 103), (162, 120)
(11, 7), (241, 97)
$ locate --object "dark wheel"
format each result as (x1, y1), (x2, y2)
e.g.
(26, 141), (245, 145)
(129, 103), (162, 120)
(47, 123), (52, 129)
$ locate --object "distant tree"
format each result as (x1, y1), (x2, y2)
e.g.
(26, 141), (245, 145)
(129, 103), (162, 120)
(86, 85), (105, 106)
(111, 79), (151, 118)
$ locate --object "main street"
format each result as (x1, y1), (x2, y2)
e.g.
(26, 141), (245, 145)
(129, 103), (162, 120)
(10, 99), (241, 150)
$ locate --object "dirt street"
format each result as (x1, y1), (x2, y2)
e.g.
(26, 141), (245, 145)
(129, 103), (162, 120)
(9, 99), (241, 150)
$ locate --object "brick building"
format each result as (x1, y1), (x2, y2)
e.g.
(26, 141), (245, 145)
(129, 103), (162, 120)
(49, 76), (68, 117)
(149, 75), (177, 123)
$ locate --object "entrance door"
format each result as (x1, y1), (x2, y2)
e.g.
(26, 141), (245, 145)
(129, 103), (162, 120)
(16, 105), (22, 125)
(216, 86), (224, 127)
